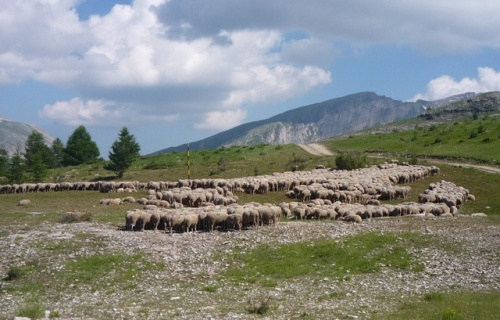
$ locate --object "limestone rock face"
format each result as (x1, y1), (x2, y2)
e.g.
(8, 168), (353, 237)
(152, 91), (486, 154)
(0, 116), (54, 156)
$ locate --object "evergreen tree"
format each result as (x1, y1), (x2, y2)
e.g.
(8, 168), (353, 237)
(104, 127), (141, 178)
(6, 152), (26, 184)
(51, 138), (65, 168)
(63, 125), (100, 165)
(0, 148), (8, 178)
(24, 131), (55, 169)
(30, 152), (47, 182)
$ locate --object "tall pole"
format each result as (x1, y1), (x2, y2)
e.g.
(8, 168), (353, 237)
(187, 143), (191, 180)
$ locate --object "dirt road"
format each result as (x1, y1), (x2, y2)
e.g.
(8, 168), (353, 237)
(298, 144), (500, 174)
(297, 143), (334, 156)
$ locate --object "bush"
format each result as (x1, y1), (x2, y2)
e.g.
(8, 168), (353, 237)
(335, 153), (369, 170)
(442, 307), (463, 320)
(17, 304), (45, 319)
(4, 266), (25, 281)
(286, 153), (308, 171)
(247, 296), (272, 315)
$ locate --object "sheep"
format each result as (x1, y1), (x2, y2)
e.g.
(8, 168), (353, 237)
(226, 213), (243, 231)
(122, 196), (136, 203)
(100, 198), (122, 205)
(342, 214), (362, 223)
(183, 213), (199, 232)
(138, 211), (153, 231)
(125, 210), (142, 231)
(242, 208), (259, 229)
(17, 199), (31, 206)
(206, 210), (228, 232)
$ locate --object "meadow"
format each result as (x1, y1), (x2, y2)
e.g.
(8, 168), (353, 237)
(329, 114), (500, 164)
(0, 132), (499, 319)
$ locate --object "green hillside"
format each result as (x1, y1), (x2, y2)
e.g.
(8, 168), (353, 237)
(329, 114), (500, 164)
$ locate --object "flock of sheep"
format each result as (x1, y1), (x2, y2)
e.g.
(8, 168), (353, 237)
(112, 163), (472, 232)
(3, 162), (474, 232)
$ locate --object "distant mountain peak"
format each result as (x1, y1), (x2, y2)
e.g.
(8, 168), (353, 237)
(149, 91), (482, 155)
(0, 117), (54, 156)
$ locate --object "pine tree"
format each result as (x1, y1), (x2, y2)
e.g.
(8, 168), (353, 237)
(30, 153), (47, 182)
(7, 152), (26, 184)
(104, 127), (141, 178)
(0, 148), (8, 177)
(63, 125), (100, 166)
(24, 131), (55, 169)
(51, 138), (65, 168)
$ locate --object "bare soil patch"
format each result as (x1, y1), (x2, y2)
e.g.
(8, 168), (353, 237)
(298, 143), (334, 156)
(1, 215), (498, 319)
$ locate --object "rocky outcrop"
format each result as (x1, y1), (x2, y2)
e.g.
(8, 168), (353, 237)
(153, 91), (477, 154)
(0, 116), (54, 156)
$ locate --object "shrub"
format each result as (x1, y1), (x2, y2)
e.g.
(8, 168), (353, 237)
(202, 285), (218, 293)
(286, 153), (308, 171)
(16, 303), (45, 319)
(441, 307), (463, 320)
(335, 153), (369, 170)
(4, 266), (25, 281)
(424, 291), (443, 302)
(247, 296), (272, 315)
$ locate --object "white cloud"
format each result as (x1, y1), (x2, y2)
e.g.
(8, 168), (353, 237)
(412, 67), (500, 101)
(38, 97), (179, 126)
(155, 0), (500, 54)
(195, 108), (248, 131)
(3, 0), (500, 134)
(38, 98), (117, 126)
(0, 0), (332, 130)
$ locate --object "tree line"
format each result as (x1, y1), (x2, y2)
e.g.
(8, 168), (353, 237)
(0, 125), (140, 184)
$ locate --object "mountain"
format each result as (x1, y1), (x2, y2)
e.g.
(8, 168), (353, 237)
(152, 91), (476, 154)
(0, 116), (54, 156)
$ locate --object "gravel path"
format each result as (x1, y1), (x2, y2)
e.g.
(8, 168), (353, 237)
(1, 215), (498, 319)
(298, 143), (334, 156)
(297, 143), (500, 174)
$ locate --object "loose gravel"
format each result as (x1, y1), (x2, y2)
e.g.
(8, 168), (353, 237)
(1, 214), (498, 320)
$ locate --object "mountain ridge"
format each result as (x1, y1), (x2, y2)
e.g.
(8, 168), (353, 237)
(0, 117), (54, 156)
(152, 91), (475, 155)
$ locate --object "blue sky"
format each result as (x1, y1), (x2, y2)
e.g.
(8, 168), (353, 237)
(1, 0), (500, 156)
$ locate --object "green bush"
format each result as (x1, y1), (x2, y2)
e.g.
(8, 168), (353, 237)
(335, 153), (369, 170)
(4, 266), (25, 281)
(17, 303), (45, 319)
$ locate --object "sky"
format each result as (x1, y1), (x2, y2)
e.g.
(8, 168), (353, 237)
(1, 0), (500, 156)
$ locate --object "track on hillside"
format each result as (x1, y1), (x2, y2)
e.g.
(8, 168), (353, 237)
(297, 143), (334, 156)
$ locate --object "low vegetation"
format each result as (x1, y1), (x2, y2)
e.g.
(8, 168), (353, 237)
(330, 114), (500, 165)
(0, 114), (499, 318)
(222, 232), (424, 286)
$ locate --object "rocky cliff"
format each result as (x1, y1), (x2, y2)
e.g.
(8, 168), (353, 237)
(153, 91), (474, 154)
(0, 116), (54, 156)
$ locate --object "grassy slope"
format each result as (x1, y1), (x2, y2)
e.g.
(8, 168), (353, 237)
(328, 115), (500, 164)
(1, 118), (500, 319)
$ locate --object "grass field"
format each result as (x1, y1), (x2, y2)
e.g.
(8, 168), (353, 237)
(329, 114), (500, 164)
(1, 124), (499, 319)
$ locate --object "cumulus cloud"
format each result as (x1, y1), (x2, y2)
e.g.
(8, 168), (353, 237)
(38, 97), (178, 126)
(412, 67), (500, 101)
(1, 0), (334, 129)
(39, 98), (114, 126)
(3, 0), (500, 132)
(156, 0), (500, 53)
(194, 109), (248, 131)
